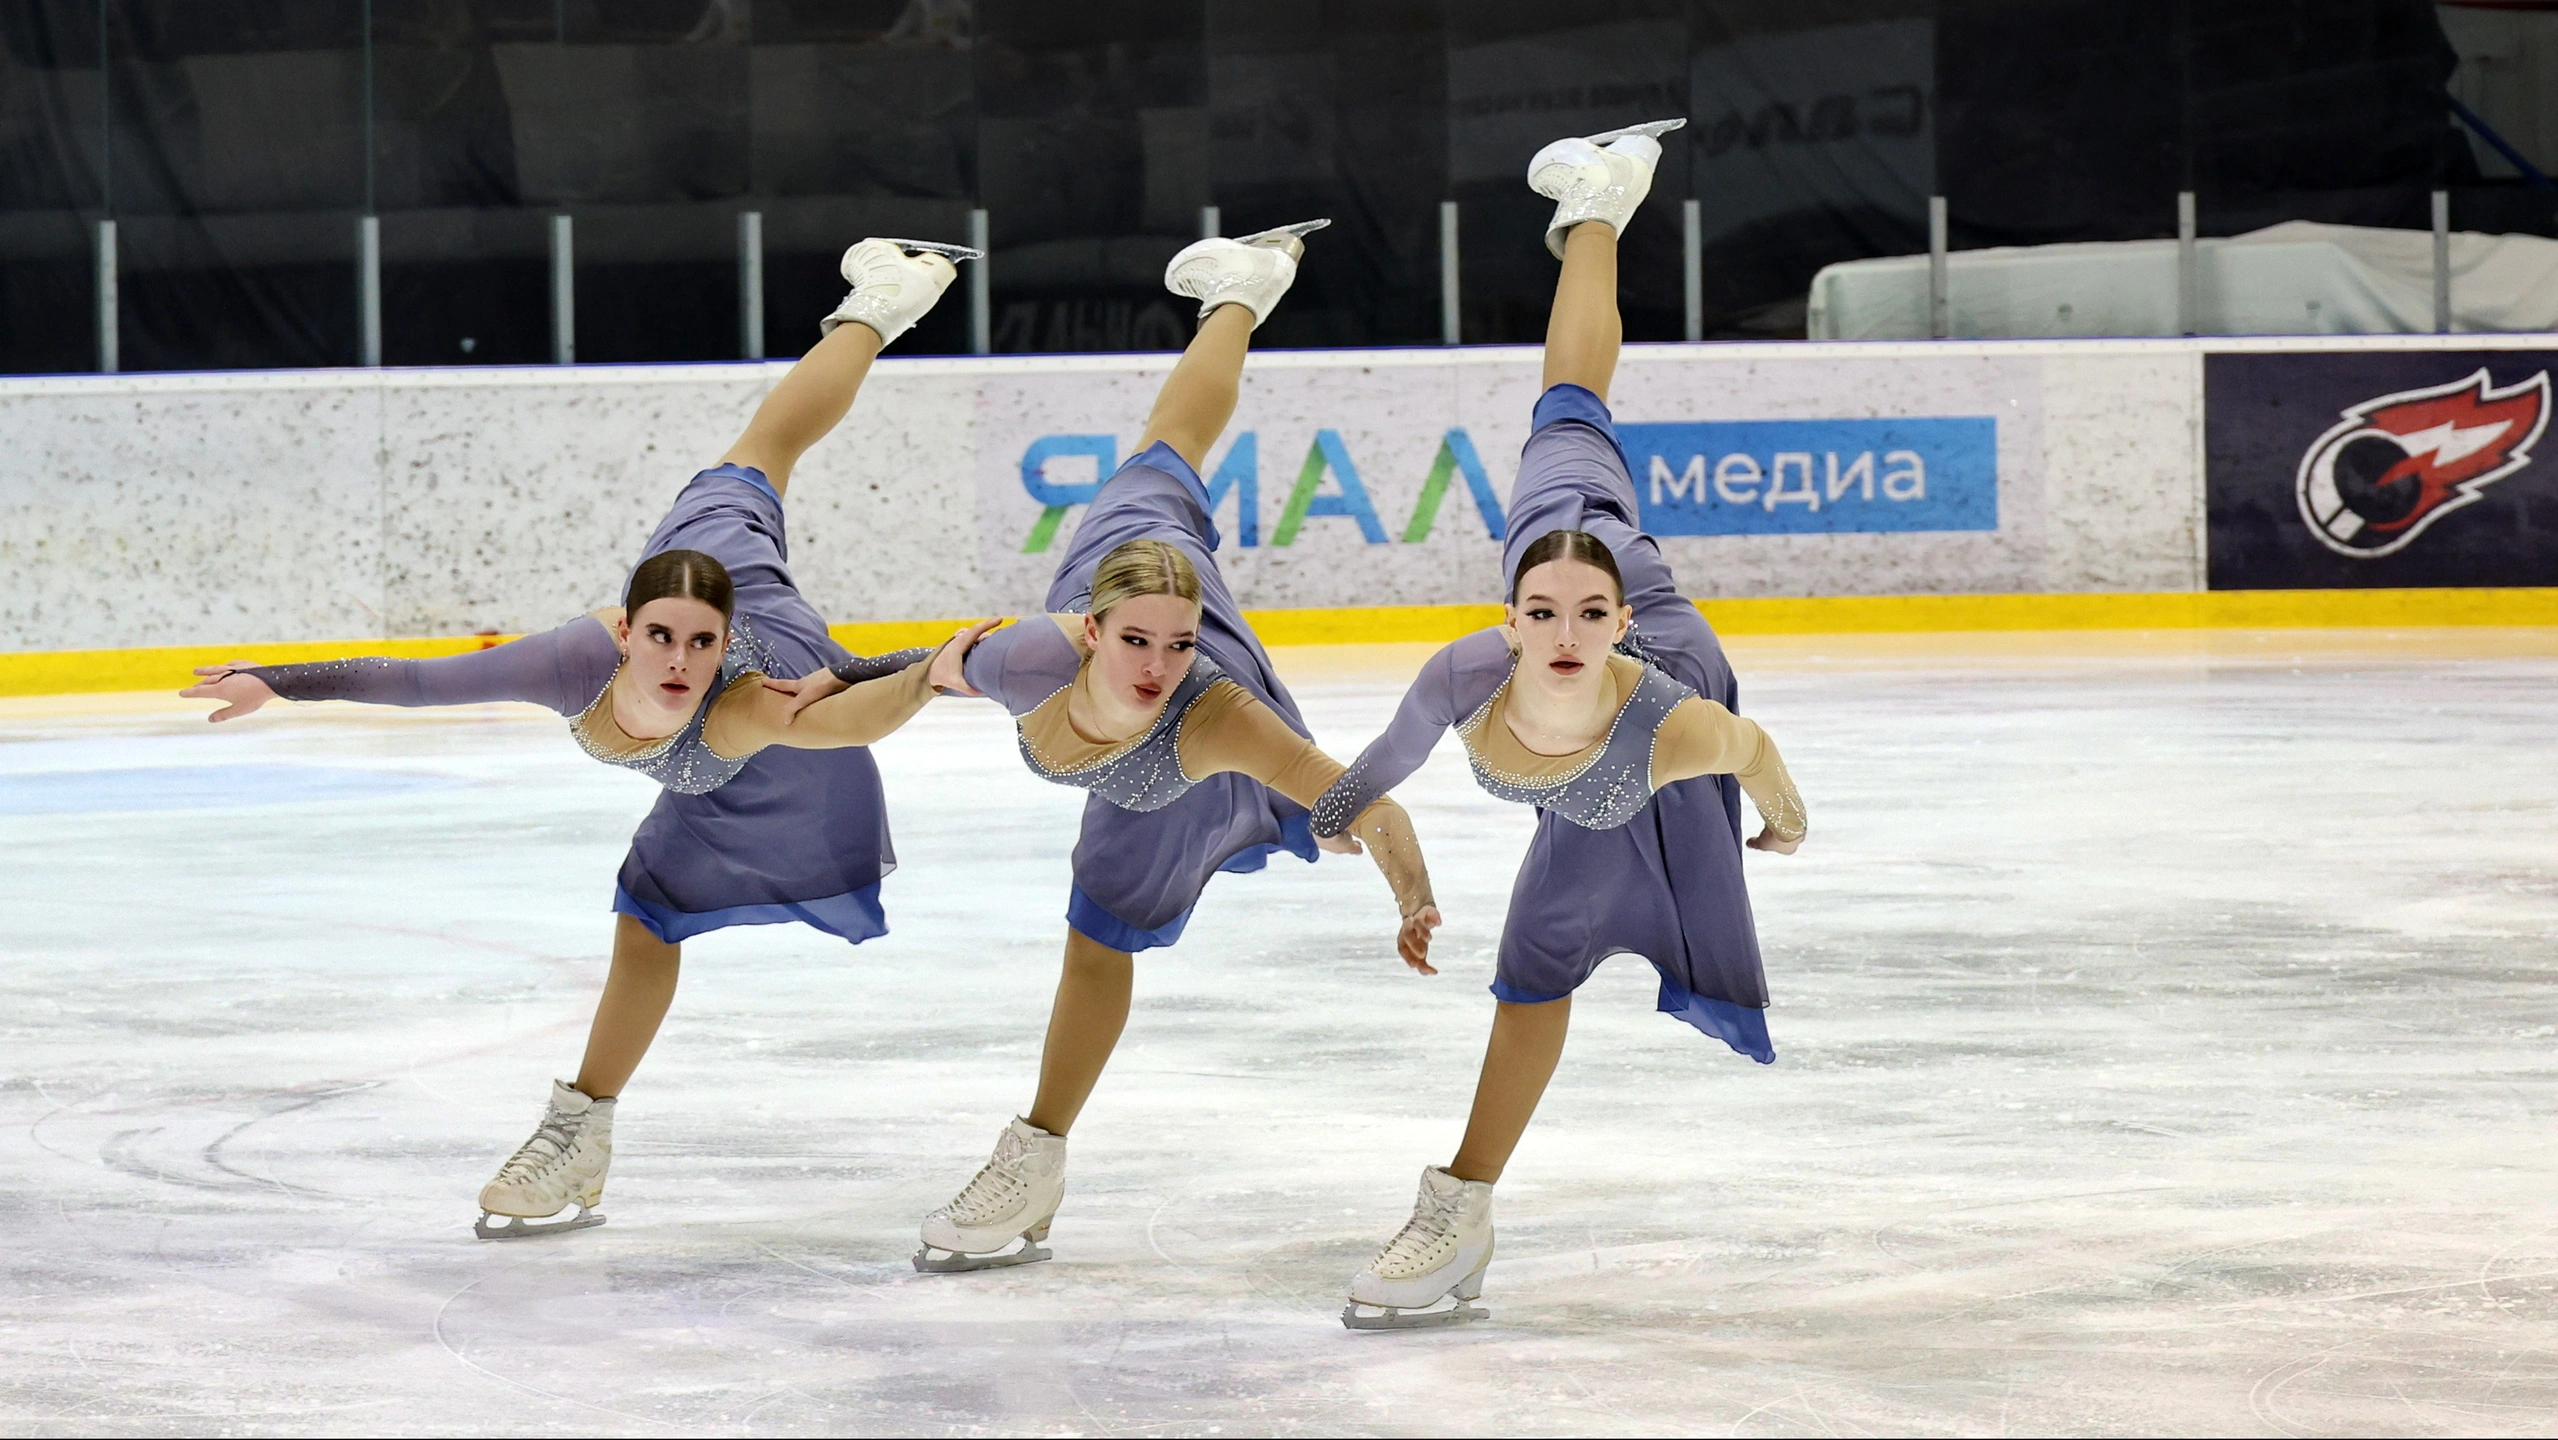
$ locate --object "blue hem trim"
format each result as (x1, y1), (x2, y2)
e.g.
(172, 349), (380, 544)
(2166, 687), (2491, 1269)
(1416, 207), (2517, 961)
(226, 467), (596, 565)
(1066, 884), (1191, 953)
(1489, 978), (1573, 1005)
(1656, 979), (1776, 1064)
(692, 462), (783, 507)
(613, 881), (886, 945)
(1531, 382), (1635, 479)
(1489, 972), (1775, 1065)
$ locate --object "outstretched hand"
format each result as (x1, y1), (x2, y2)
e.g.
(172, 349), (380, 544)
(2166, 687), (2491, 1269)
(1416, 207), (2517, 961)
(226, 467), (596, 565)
(181, 663), (276, 723)
(763, 668), (847, 721)
(1398, 904), (1443, 975)
(928, 617), (1004, 695)
(1746, 826), (1803, 855)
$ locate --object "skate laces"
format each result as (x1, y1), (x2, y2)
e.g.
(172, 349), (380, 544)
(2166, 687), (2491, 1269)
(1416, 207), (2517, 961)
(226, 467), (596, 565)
(495, 1105), (586, 1183)
(1373, 1187), (1465, 1278)
(943, 1129), (1034, 1223)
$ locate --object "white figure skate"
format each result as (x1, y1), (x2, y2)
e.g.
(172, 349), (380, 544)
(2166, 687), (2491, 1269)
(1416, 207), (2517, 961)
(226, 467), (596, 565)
(1162, 219), (1330, 327)
(1342, 1166), (1495, 1330)
(1527, 117), (1687, 258)
(914, 1117), (1067, 1273)
(474, 1079), (613, 1240)
(820, 236), (979, 345)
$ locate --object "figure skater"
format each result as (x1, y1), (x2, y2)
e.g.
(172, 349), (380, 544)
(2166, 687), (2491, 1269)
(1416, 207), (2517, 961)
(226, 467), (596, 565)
(1306, 124), (1810, 1328)
(178, 239), (992, 1239)
(783, 222), (1440, 1272)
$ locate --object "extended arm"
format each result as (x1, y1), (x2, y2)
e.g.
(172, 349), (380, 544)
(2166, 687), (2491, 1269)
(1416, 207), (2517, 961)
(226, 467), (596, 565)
(830, 646), (935, 685)
(1304, 639), (1488, 839)
(187, 617), (622, 721)
(1651, 696), (1807, 845)
(706, 656), (938, 757)
(1180, 684), (1438, 935)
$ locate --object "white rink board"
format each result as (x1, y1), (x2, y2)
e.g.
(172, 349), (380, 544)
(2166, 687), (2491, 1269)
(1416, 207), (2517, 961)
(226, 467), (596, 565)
(4, 332), (2549, 652)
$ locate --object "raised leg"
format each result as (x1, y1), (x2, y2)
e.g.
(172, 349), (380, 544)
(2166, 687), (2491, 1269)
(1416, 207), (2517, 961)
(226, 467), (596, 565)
(1023, 928), (1136, 1136)
(1542, 223), (1621, 403)
(1135, 304), (1256, 474)
(1446, 997), (1572, 1184)
(572, 914), (682, 1100)
(718, 320), (886, 497)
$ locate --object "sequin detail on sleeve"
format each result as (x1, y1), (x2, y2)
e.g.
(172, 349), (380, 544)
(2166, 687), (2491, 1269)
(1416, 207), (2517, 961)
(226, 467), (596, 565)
(831, 646), (935, 686)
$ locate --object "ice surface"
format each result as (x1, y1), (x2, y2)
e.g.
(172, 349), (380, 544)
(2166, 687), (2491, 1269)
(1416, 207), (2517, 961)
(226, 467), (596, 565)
(4, 630), (2558, 1436)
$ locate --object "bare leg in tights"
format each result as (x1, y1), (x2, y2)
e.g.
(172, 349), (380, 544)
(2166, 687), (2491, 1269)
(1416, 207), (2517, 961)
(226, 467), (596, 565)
(1020, 303), (1257, 1134)
(567, 319), (889, 1100)
(1444, 219), (1619, 1184)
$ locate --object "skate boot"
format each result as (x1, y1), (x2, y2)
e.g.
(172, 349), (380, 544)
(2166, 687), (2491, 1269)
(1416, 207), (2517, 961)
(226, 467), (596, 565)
(1527, 117), (1686, 258)
(819, 237), (978, 346)
(1342, 1166), (1495, 1330)
(474, 1079), (613, 1239)
(915, 1117), (1067, 1272)
(1162, 219), (1330, 328)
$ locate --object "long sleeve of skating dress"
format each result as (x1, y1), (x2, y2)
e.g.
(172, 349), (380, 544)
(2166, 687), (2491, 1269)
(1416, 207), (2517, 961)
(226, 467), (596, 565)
(1650, 698), (1806, 842)
(701, 655), (940, 756)
(1174, 683), (1434, 921)
(1308, 628), (1517, 837)
(244, 617), (623, 715)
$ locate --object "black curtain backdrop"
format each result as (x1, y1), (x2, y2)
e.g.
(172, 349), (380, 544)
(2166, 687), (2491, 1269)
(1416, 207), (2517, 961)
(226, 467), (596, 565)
(0, 0), (2498, 374)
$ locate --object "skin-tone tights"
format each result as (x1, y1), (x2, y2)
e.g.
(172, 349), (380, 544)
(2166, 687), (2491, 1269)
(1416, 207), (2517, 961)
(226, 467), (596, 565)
(1444, 220), (1620, 1184)
(569, 318), (886, 1099)
(1020, 302), (1256, 1134)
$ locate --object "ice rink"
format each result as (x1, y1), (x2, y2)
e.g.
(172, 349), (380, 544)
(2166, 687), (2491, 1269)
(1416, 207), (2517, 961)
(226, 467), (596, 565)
(6, 629), (2557, 1436)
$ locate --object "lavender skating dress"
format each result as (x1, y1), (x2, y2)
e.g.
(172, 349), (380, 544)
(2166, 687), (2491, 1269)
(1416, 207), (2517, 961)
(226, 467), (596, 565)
(961, 442), (1318, 952)
(245, 464), (924, 946)
(1312, 385), (1773, 1063)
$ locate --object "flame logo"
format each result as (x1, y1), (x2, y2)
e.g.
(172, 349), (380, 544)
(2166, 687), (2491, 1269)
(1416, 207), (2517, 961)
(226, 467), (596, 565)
(2295, 368), (2548, 558)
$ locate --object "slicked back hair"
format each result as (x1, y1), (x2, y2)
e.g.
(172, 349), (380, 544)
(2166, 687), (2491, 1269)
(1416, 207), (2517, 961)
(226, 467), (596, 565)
(1508, 529), (1624, 605)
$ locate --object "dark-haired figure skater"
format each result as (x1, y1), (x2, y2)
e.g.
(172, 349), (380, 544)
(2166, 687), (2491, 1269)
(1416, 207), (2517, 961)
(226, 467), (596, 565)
(787, 222), (1439, 1271)
(179, 239), (991, 1238)
(1308, 124), (1809, 1328)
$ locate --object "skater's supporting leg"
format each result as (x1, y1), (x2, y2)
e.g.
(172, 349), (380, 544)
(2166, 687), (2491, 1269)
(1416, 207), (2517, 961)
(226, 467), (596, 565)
(572, 915), (681, 1101)
(1023, 930), (1135, 1136)
(1541, 223), (1621, 403)
(1447, 997), (1571, 1184)
(719, 321), (885, 496)
(1136, 304), (1256, 473)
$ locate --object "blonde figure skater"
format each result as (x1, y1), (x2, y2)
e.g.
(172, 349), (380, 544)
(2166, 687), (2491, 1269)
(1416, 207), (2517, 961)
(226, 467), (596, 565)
(1307, 124), (1810, 1327)
(180, 239), (993, 1238)
(782, 222), (1439, 1271)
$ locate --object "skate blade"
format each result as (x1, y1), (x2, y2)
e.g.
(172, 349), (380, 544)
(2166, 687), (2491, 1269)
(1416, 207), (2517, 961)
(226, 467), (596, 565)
(1581, 118), (1687, 145)
(1233, 219), (1332, 246)
(1341, 1298), (1489, 1331)
(474, 1206), (604, 1240)
(876, 237), (986, 263)
(1231, 219), (1331, 260)
(911, 1237), (1053, 1274)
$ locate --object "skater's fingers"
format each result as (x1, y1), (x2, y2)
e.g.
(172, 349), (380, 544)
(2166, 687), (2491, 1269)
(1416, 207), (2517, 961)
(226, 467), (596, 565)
(1314, 831), (1361, 855)
(1746, 827), (1803, 855)
(763, 675), (807, 695)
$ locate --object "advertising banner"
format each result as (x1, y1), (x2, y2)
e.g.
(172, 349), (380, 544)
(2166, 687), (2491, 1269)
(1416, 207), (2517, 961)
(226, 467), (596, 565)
(2207, 351), (2558, 589)
(1619, 417), (1997, 536)
(972, 353), (2041, 615)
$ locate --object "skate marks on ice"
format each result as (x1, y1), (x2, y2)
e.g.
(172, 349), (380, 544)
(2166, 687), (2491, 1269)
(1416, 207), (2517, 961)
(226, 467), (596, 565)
(9, 642), (2558, 1433)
